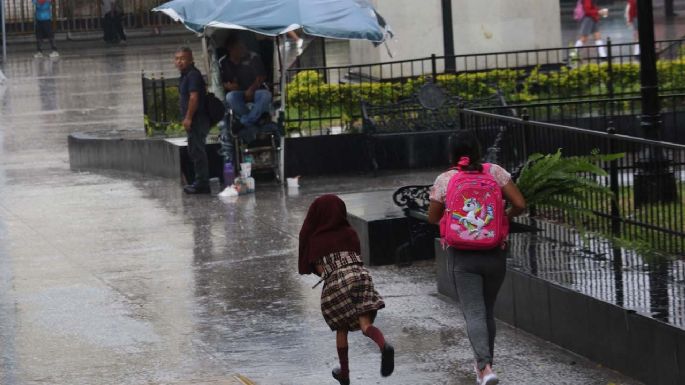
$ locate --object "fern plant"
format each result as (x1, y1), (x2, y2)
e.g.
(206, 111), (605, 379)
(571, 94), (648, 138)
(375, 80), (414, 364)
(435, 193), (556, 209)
(514, 149), (624, 220)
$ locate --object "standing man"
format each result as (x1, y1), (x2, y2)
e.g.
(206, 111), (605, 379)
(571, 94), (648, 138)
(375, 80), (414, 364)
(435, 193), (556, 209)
(102, 0), (126, 44)
(102, 0), (115, 43)
(33, 0), (58, 58)
(175, 47), (211, 194)
(665, 0), (677, 18)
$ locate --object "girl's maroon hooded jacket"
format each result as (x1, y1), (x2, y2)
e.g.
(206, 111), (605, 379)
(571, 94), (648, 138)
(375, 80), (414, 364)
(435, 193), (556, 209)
(298, 194), (361, 275)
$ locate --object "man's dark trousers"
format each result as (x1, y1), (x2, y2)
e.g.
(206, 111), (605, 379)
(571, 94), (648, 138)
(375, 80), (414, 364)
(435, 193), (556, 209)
(187, 113), (211, 186)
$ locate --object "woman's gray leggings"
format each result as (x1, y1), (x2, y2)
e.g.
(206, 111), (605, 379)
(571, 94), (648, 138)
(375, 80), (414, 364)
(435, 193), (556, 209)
(448, 248), (506, 370)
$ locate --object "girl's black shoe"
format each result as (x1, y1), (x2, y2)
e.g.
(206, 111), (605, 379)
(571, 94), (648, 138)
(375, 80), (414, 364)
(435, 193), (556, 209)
(332, 367), (350, 385)
(380, 343), (394, 377)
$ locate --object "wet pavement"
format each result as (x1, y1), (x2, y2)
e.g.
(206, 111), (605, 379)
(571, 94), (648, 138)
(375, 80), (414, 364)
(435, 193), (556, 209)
(0, 42), (646, 385)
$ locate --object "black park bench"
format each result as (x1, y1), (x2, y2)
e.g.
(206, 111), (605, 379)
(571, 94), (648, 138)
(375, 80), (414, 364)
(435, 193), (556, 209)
(361, 82), (463, 173)
(391, 184), (438, 266)
(361, 82), (513, 173)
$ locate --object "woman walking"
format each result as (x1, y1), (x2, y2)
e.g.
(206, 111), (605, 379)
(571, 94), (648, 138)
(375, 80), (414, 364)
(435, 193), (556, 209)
(573, 0), (609, 58)
(427, 131), (525, 385)
(299, 194), (394, 384)
(625, 0), (639, 56)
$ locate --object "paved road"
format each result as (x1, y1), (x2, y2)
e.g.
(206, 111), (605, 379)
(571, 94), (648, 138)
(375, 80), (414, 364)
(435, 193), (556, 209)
(0, 41), (644, 385)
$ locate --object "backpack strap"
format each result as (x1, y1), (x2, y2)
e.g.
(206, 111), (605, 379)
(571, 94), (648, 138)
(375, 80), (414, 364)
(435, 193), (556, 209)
(481, 163), (491, 174)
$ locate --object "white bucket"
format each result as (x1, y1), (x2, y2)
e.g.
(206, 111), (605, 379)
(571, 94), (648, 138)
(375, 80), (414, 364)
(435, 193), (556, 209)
(240, 162), (252, 177)
(286, 176), (299, 188)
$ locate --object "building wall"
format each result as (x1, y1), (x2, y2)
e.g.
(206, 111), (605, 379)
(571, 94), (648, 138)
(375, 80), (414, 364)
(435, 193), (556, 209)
(350, 0), (562, 74)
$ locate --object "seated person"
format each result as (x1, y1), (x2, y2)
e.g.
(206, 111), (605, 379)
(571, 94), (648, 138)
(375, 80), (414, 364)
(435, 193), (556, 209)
(221, 36), (274, 140)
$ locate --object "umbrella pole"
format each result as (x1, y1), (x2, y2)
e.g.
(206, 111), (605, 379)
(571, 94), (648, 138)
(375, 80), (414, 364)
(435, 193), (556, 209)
(278, 34), (286, 183)
(201, 36), (211, 75)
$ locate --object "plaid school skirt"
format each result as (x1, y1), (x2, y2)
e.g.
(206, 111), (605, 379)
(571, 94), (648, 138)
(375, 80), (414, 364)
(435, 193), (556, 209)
(317, 251), (385, 331)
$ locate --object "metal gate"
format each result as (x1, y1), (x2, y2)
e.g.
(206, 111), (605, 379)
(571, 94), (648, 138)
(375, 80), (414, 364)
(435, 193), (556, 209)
(2, 0), (174, 35)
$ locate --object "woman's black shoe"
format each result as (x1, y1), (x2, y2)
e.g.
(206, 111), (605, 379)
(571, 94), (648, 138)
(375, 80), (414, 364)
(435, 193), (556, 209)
(331, 367), (350, 385)
(183, 183), (210, 194)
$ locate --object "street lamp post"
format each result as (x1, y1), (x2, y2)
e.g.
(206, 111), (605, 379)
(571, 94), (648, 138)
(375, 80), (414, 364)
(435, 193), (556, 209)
(633, 0), (677, 206)
(1, 0), (7, 63)
(441, 0), (455, 73)
(636, 0), (660, 141)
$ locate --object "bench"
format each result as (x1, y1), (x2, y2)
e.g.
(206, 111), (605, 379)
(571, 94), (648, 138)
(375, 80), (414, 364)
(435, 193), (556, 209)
(362, 83), (462, 172)
(362, 83), (462, 136)
(361, 83), (513, 173)
(392, 184), (439, 266)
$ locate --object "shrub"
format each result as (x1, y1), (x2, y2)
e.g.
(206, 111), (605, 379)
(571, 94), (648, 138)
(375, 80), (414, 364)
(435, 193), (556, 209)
(286, 55), (685, 120)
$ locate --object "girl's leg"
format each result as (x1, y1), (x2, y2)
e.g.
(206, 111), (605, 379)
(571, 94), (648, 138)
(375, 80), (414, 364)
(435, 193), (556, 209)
(593, 31), (607, 57)
(482, 253), (507, 362)
(450, 250), (492, 371)
(575, 17), (591, 48)
(335, 329), (350, 380)
(632, 23), (640, 55)
(358, 313), (384, 348)
(359, 313), (394, 377)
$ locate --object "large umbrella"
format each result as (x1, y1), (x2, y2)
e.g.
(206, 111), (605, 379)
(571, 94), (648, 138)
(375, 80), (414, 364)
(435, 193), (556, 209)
(152, 0), (392, 42)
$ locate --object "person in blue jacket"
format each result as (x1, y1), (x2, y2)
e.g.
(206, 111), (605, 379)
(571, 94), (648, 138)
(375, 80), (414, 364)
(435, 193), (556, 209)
(33, 0), (58, 58)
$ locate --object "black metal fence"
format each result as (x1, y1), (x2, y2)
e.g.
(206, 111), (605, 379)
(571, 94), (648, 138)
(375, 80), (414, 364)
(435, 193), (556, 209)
(475, 93), (685, 145)
(508, 218), (685, 328)
(461, 108), (685, 256)
(285, 38), (685, 135)
(141, 73), (178, 135)
(140, 38), (685, 140)
(2, 0), (174, 35)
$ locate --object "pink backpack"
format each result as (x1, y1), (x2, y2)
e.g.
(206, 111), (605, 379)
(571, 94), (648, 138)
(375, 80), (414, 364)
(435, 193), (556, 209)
(440, 163), (509, 250)
(573, 0), (585, 21)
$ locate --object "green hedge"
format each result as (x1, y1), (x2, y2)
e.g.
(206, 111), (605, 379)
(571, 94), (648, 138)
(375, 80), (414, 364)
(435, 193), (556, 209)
(286, 56), (685, 131)
(145, 56), (685, 136)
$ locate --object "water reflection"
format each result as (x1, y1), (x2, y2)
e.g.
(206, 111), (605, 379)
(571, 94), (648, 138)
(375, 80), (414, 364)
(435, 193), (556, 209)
(0, 219), (19, 385)
(35, 58), (59, 112)
(508, 218), (685, 328)
(131, 184), (320, 378)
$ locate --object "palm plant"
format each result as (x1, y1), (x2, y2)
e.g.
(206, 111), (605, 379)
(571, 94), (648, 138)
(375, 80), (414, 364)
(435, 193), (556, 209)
(514, 149), (624, 221)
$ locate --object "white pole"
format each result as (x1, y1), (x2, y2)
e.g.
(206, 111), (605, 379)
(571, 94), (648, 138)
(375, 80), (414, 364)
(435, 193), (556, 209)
(201, 35), (210, 75)
(1, 0), (7, 63)
(279, 35), (286, 183)
(279, 36), (287, 113)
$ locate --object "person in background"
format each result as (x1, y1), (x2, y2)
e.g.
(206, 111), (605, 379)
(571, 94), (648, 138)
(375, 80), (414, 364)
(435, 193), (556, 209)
(573, 0), (609, 59)
(33, 0), (58, 58)
(102, 0), (127, 44)
(221, 36), (272, 128)
(175, 47), (211, 195)
(625, 0), (639, 56)
(299, 195), (395, 385)
(665, 0), (677, 18)
(221, 36), (279, 145)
